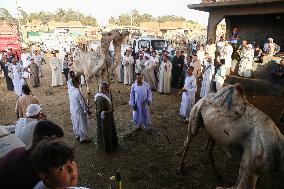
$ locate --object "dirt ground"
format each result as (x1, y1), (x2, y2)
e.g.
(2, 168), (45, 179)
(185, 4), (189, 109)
(0, 63), (284, 189)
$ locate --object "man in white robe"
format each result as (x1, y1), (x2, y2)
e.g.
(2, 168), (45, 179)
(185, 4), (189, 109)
(158, 55), (172, 94)
(15, 104), (46, 149)
(122, 50), (134, 85)
(263, 38), (280, 56)
(238, 43), (254, 78)
(220, 41), (233, 75)
(190, 55), (201, 79)
(33, 50), (43, 77)
(179, 66), (197, 122)
(200, 57), (215, 97)
(67, 76), (91, 143)
(213, 59), (226, 92)
(135, 53), (144, 74)
(8, 58), (24, 96)
(20, 49), (31, 78)
(143, 53), (157, 90)
(50, 53), (63, 87)
(204, 39), (216, 61)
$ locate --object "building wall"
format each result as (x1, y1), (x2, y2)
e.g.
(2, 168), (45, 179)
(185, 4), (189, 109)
(228, 14), (284, 49)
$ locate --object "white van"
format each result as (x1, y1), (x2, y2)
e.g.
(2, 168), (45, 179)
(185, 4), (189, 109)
(132, 36), (168, 53)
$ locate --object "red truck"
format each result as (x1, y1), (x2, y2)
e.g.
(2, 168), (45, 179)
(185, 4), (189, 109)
(0, 23), (21, 58)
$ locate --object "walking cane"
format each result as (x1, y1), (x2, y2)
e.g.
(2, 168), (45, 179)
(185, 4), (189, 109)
(78, 88), (91, 116)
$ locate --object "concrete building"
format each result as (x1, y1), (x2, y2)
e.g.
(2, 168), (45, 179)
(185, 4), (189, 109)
(188, 0), (284, 48)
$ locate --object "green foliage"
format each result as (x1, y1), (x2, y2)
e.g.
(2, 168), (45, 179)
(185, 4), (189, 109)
(109, 10), (194, 26)
(0, 8), (16, 24)
(0, 8), (98, 26)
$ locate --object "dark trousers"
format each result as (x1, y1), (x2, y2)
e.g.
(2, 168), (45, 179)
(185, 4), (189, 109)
(63, 69), (69, 82)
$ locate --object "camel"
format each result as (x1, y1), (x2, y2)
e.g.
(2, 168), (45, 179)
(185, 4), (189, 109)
(179, 84), (284, 189)
(73, 30), (129, 92)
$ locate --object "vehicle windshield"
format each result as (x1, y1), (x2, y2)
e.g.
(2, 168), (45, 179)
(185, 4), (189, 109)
(151, 40), (166, 50)
(138, 40), (150, 49)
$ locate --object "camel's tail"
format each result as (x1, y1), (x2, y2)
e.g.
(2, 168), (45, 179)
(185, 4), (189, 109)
(188, 98), (205, 135)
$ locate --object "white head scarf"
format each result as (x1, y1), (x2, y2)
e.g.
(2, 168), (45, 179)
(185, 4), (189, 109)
(26, 104), (41, 117)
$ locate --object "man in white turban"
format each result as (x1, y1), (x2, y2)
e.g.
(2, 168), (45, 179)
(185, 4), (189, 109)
(15, 104), (46, 149)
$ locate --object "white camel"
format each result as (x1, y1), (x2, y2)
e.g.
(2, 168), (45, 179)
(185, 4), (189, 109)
(179, 84), (284, 189)
(73, 30), (129, 92)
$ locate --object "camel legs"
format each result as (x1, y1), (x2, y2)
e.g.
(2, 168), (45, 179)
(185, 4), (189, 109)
(216, 153), (258, 189)
(178, 124), (200, 172)
(207, 137), (223, 180)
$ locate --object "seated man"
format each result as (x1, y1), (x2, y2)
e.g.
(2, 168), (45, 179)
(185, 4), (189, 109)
(0, 120), (64, 189)
(15, 104), (46, 148)
(272, 59), (284, 84)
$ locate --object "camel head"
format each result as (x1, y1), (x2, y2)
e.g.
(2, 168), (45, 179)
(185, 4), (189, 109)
(101, 29), (121, 50)
(113, 30), (130, 46)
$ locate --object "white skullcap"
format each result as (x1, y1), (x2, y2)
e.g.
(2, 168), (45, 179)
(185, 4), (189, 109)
(26, 104), (41, 117)
(248, 44), (253, 48)
(144, 53), (150, 59)
(268, 38), (273, 41)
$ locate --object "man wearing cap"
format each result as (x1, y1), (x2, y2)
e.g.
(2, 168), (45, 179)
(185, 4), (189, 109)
(94, 81), (118, 152)
(263, 38), (280, 56)
(15, 104), (46, 149)
(143, 53), (158, 90)
(122, 50), (134, 85)
(21, 49), (31, 79)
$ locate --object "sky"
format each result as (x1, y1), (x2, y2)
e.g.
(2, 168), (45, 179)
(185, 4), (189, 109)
(1, 0), (209, 26)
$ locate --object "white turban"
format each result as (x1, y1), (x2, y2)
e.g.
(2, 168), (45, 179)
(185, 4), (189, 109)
(26, 104), (41, 117)
(144, 53), (150, 59)
(248, 44), (253, 49)
(268, 38), (273, 42)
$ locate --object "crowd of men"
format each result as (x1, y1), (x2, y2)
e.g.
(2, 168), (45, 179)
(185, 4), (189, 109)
(0, 28), (283, 188)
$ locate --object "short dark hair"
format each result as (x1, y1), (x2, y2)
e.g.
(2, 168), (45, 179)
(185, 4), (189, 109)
(31, 120), (64, 150)
(136, 72), (142, 76)
(220, 59), (226, 65)
(22, 84), (31, 95)
(31, 140), (74, 174)
(72, 75), (81, 85)
(189, 66), (194, 71)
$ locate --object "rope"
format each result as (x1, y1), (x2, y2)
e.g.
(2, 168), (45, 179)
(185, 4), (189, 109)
(214, 87), (234, 111)
(105, 57), (114, 109)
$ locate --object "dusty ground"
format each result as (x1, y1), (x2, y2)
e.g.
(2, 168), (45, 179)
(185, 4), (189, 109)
(0, 63), (284, 189)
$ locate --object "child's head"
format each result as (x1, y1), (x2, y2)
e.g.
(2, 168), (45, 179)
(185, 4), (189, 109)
(31, 140), (78, 189)
(187, 66), (194, 75)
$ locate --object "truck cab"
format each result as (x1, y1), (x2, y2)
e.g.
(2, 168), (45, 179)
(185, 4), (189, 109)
(132, 36), (168, 53)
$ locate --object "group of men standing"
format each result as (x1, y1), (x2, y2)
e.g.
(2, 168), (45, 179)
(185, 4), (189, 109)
(0, 49), (44, 97)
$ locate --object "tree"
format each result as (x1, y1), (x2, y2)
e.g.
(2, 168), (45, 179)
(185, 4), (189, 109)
(157, 15), (186, 23)
(18, 7), (28, 24)
(0, 8), (16, 24)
